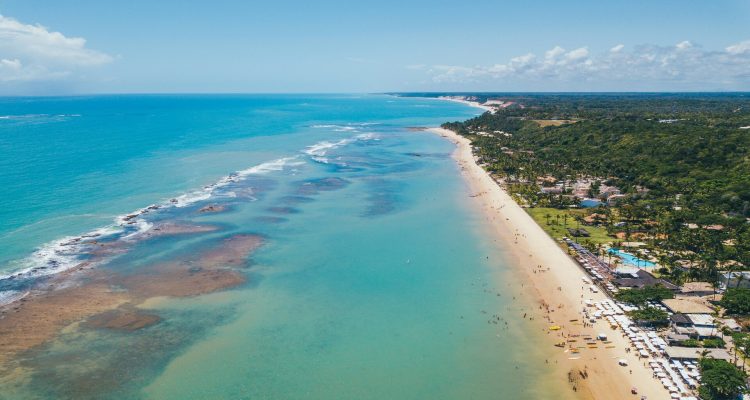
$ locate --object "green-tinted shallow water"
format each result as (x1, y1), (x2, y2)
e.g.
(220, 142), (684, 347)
(0, 95), (571, 399)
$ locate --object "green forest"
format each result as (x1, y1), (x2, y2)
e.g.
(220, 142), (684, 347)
(422, 93), (750, 283)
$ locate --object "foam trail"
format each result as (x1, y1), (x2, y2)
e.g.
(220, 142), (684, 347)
(0, 156), (305, 293)
(303, 133), (379, 166)
(310, 122), (379, 131)
(0, 135), (371, 303)
(304, 139), (352, 157)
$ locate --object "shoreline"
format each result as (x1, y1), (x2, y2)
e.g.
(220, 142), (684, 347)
(430, 127), (670, 400)
(436, 96), (495, 114)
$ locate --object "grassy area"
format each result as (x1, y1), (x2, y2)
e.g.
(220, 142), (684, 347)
(526, 207), (614, 246)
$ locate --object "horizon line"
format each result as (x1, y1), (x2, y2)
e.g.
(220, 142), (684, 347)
(1, 90), (750, 98)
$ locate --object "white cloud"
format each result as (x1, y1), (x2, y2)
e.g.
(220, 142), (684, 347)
(565, 47), (589, 61)
(676, 40), (692, 50)
(419, 40), (750, 90)
(726, 40), (750, 55)
(0, 14), (112, 82)
(1, 58), (21, 70)
(545, 46), (565, 60)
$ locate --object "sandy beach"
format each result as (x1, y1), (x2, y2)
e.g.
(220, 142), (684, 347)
(437, 96), (496, 114)
(430, 127), (670, 400)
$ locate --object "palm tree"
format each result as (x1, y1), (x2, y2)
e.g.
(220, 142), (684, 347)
(735, 336), (750, 370)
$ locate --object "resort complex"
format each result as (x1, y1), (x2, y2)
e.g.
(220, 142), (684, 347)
(426, 93), (750, 399)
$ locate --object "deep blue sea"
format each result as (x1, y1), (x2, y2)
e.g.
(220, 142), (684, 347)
(0, 95), (569, 399)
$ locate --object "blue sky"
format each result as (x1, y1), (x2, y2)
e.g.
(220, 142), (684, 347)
(1, 0), (749, 94)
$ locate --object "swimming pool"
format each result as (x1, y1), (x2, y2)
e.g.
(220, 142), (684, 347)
(608, 248), (656, 268)
(580, 198), (603, 208)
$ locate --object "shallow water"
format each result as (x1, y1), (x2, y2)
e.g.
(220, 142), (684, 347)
(0, 95), (571, 399)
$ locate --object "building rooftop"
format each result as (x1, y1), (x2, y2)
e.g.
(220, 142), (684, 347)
(687, 314), (715, 327)
(665, 346), (732, 361)
(694, 326), (720, 338)
(620, 241), (646, 248)
(661, 298), (715, 314)
(670, 313), (692, 325)
(680, 282), (714, 294)
(721, 318), (742, 330)
(613, 269), (679, 290)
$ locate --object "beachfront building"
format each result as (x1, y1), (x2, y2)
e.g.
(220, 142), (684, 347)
(720, 271), (750, 290)
(661, 298), (714, 315)
(613, 269), (679, 291)
(686, 314), (719, 339)
(607, 194), (628, 206)
(540, 185), (563, 194)
(664, 346), (733, 362)
(572, 179), (593, 198)
(679, 282), (715, 297)
(598, 184), (621, 199)
(720, 318), (742, 333)
(666, 333), (692, 345)
(665, 309), (719, 339)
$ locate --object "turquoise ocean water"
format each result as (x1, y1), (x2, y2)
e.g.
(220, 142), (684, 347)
(0, 95), (568, 399)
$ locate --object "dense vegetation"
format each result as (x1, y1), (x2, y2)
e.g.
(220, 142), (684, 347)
(429, 93), (750, 284)
(698, 358), (748, 400)
(720, 288), (750, 315)
(626, 307), (669, 326)
(614, 285), (675, 305)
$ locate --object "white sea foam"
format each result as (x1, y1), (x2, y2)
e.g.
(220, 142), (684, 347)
(0, 235), (97, 284)
(0, 136), (372, 301)
(172, 189), (213, 208)
(310, 122), (379, 131)
(304, 139), (352, 157)
(122, 219), (154, 240)
(304, 133), (378, 158)
(310, 124), (357, 131)
(356, 132), (379, 141)
(236, 157), (303, 177)
(0, 113), (80, 121)
(303, 133), (378, 166)
(0, 290), (28, 307)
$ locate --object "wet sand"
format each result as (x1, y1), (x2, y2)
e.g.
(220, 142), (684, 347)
(430, 127), (669, 400)
(0, 233), (263, 370)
